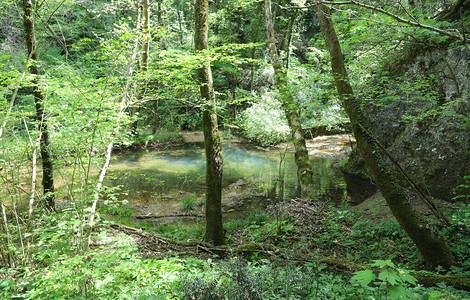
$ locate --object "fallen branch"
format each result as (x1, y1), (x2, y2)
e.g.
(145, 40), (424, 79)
(108, 222), (470, 290)
(134, 214), (204, 220)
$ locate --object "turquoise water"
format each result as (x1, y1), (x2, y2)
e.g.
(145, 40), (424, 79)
(107, 142), (352, 215)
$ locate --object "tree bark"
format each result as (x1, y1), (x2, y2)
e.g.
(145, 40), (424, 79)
(440, 0), (469, 21)
(22, 0), (55, 211)
(131, 0), (150, 134)
(264, 0), (314, 196)
(280, 10), (298, 69)
(313, 2), (455, 268)
(195, 0), (224, 246)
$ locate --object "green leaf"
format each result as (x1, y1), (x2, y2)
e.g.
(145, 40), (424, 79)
(378, 269), (399, 285)
(351, 270), (376, 287)
(388, 285), (415, 299)
(370, 259), (395, 268)
(95, 276), (114, 289)
(398, 269), (417, 285)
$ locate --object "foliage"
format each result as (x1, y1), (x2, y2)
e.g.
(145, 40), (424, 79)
(452, 175), (470, 203)
(350, 259), (418, 299)
(178, 256), (374, 300)
(115, 131), (184, 148)
(349, 219), (420, 266)
(1, 0), (470, 298)
(237, 92), (290, 146)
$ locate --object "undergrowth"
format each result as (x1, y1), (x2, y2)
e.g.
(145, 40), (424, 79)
(1, 201), (469, 299)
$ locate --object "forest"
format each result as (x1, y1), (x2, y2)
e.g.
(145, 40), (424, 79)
(1, 0), (470, 298)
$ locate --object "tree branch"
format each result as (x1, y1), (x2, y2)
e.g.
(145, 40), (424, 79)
(279, 0), (467, 43)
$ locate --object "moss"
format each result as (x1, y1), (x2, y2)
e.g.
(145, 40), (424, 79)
(340, 149), (372, 180)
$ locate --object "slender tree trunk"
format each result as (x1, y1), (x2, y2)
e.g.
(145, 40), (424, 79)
(250, 46), (256, 92)
(157, 0), (163, 45)
(0, 203), (14, 267)
(285, 11), (297, 70)
(177, 10), (184, 46)
(195, 0), (224, 246)
(214, 0), (220, 35)
(131, 0), (150, 134)
(280, 10), (298, 69)
(313, 3), (455, 268)
(152, 0), (163, 133)
(22, 0), (55, 211)
(264, 0), (314, 196)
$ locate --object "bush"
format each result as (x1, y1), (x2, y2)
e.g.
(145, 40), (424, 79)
(237, 93), (290, 146)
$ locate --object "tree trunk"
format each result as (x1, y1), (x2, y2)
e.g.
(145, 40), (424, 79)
(195, 0), (224, 246)
(214, 0), (220, 36)
(131, 0), (150, 134)
(157, 0), (163, 46)
(22, 0), (55, 211)
(264, 0), (314, 196)
(440, 0), (470, 21)
(250, 46), (256, 92)
(313, 3), (455, 268)
(280, 10), (298, 69)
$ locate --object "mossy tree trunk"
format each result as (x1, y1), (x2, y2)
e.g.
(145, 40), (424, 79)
(264, 0), (314, 196)
(313, 3), (455, 268)
(23, 0), (55, 211)
(195, 0), (224, 246)
(131, 0), (150, 134)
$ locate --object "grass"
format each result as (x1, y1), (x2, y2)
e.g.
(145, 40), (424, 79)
(181, 192), (197, 213)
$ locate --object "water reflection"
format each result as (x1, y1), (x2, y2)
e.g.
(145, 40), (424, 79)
(108, 140), (361, 216)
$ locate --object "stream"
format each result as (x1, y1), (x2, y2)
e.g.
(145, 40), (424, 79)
(106, 134), (377, 222)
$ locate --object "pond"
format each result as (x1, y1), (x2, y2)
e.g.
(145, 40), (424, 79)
(106, 135), (376, 221)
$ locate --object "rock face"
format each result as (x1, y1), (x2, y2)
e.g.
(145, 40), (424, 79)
(345, 44), (470, 201)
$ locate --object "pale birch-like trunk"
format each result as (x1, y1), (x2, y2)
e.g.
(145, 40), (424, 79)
(84, 0), (143, 252)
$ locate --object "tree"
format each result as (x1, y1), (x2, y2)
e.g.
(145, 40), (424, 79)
(312, 2), (455, 268)
(264, 0), (314, 196)
(194, 0), (224, 245)
(130, 0), (150, 134)
(85, 0), (143, 251)
(22, 0), (55, 211)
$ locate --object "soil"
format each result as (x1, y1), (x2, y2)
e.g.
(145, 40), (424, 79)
(350, 190), (457, 224)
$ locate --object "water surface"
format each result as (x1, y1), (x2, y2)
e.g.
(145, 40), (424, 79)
(107, 135), (373, 219)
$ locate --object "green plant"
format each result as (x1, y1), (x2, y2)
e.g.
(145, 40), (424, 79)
(452, 175), (470, 203)
(351, 259), (418, 299)
(181, 192), (196, 213)
(237, 93), (290, 146)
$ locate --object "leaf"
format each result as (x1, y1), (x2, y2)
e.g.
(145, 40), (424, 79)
(370, 259), (395, 268)
(398, 269), (417, 285)
(351, 270), (376, 287)
(378, 269), (399, 285)
(388, 285), (415, 299)
(95, 276), (114, 289)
